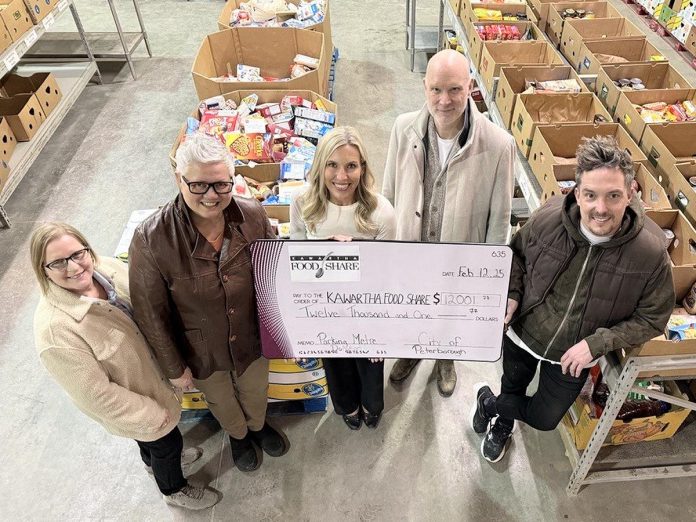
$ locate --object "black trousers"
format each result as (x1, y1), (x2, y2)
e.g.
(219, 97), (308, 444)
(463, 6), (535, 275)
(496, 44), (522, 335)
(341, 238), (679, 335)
(136, 426), (187, 496)
(323, 358), (384, 415)
(495, 335), (589, 431)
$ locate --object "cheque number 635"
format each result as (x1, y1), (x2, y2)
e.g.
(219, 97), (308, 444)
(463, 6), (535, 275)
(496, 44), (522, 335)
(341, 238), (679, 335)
(491, 251), (507, 258)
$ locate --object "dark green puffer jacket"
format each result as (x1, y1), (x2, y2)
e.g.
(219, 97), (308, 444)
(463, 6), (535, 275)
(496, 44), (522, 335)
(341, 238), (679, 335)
(507, 193), (674, 362)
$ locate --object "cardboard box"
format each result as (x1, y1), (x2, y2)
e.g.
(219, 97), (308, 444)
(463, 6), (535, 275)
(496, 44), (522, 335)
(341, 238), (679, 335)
(665, 161), (696, 226)
(560, 18), (643, 65)
(465, 19), (544, 68)
(613, 88), (696, 145)
(0, 72), (61, 117)
(0, 116), (16, 163)
(575, 37), (668, 75)
(0, 93), (45, 141)
(0, 0), (32, 42)
(640, 122), (696, 183)
(463, 2), (538, 25)
(646, 208), (696, 277)
(217, 0), (333, 52)
(478, 40), (563, 94)
(22, 0), (56, 24)
(528, 0), (585, 31)
(561, 380), (691, 449)
(596, 62), (692, 114)
(635, 162), (672, 210)
(546, 1), (622, 46)
(511, 92), (611, 156)
(192, 27), (329, 100)
(449, 0), (463, 18)
(0, 16), (12, 54)
(527, 122), (648, 202)
(496, 64), (588, 129)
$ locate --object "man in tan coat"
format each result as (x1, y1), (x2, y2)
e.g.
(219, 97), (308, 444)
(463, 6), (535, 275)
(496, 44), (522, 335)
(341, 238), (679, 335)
(383, 49), (515, 396)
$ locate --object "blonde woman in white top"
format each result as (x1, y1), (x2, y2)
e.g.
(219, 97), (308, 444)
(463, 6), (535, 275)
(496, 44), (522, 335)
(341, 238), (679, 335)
(290, 126), (396, 430)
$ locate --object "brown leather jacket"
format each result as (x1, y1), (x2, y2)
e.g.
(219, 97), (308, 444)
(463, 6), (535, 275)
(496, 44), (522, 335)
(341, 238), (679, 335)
(128, 195), (274, 379)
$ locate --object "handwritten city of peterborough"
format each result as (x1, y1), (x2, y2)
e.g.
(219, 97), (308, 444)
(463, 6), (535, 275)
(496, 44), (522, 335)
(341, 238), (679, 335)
(251, 241), (513, 362)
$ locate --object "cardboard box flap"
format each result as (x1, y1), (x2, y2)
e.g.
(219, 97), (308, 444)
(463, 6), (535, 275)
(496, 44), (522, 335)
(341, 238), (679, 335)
(635, 163), (670, 210)
(599, 62), (692, 89)
(620, 88), (696, 106)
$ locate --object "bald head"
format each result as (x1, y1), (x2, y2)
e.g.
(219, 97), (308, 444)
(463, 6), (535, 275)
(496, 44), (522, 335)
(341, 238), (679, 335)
(423, 50), (472, 139)
(425, 49), (471, 83)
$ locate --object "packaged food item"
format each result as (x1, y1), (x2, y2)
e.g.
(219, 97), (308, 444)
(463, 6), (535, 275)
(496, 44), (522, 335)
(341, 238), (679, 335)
(237, 64), (263, 82)
(666, 104), (688, 122)
(294, 117), (333, 139)
(294, 106), (336, 124)
(225, 132), (274, 162)
(667, 313), (696, 339)
(185, 117), (200, 135)
(291, 64), (311, 78)
(557, 180), (576, 194)
(474, 8), (503, 20)
(281, 95), (313, 110)
(644, 101), (668, 111)
(244, 114), (268, 133)
(233, 174), (253, 198)
(294, 53), (320, 69)
(684, 100), (696, 118)
(662, 228), (675, 249)
(531, 79), (582, 93)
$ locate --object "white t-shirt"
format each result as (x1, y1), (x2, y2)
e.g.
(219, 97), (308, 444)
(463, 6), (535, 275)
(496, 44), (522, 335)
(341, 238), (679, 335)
(437, 136), (456, 169)
(580, 222), (613, 245)
(290, 192), (397, 240)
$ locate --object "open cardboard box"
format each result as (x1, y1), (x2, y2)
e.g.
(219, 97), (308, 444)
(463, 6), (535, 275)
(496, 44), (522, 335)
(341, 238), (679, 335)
(527, 122), (649, 202)
(561, 380), (691, 449)
(0, 72), (62, 118)
(640, 122), (696, 182)
(511, 92), (611, 157)
(22, 0), (57, 24)
(575, 37), (667, 75)
(0, 0), (32, 43)
(620, 257), (696, 372)
(496, 64), (588, 129)
(463, 2), (538, 25)
(646, 208), (696, 276)
(464, 19), (544, 68)
(217, 0), (333, 51)
(192, 27), (329, 100)
(0, 93), (45, 141)
(0, 116), (16, 163)
(546, 1), (621, 46)
(663, 161), (696, 226)
(613, 88), (696, 144)
(560, 17), (643, 65)
(596, 62), (692, 115)
(479, 40), (563, 94)
(169, 90), (336, 222)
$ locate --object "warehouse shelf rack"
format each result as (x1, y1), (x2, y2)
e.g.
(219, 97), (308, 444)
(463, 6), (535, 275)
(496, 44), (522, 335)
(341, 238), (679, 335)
(0, 0), (100, 229)
(439, 0), (696, 495)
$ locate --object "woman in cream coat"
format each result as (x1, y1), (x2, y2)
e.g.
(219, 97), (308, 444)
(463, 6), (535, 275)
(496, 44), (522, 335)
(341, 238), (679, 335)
(31, 222), (220, 510)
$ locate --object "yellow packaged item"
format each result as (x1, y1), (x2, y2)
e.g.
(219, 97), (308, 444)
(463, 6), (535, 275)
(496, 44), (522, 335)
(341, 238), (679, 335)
(474, 8), (503, 20)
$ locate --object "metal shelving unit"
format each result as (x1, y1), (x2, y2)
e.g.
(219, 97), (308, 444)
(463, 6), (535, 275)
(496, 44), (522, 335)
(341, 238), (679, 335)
(0, 0), (100, 229)
(406, 0), (445, 72)
(439, 0), (696, 495)
(24, 0), (151, 80)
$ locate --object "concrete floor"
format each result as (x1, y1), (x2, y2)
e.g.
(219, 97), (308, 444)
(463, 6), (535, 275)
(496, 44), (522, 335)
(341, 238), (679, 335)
(1, 0), (696, 520)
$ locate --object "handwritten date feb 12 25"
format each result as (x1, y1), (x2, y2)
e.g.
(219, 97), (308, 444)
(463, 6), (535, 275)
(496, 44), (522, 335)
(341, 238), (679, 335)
(457, 266), (505, 278)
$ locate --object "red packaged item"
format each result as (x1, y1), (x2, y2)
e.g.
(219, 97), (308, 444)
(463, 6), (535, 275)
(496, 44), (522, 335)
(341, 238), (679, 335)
(199, 112), (239, 138)
(258, 103), (283, 118)
(225, 133), (274, 163)
(268, 123), (294, 138)
(667, 103), (688, 122)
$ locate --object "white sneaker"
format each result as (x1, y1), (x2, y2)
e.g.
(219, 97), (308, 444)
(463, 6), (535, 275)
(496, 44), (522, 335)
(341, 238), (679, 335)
(146, 447), (203, 475)
(164, 485), (221, 510)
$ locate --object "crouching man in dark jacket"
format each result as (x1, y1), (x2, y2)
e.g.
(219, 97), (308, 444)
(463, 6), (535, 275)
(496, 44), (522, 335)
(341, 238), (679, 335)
(469, 136), (675, 463)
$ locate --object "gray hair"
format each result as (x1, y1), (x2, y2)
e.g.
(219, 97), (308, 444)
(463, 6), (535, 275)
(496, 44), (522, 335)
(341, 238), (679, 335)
(175, 133), (235, 178)
(575, 136), (634, 189)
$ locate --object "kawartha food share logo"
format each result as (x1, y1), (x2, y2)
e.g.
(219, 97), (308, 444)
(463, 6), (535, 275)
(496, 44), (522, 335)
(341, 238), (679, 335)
(288, 245), (361, 283)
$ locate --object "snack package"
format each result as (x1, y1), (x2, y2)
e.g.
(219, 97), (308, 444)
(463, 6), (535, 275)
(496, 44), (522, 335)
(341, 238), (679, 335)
(244, 114), (268, 133)
(291, 64), (310, 78)
(295, 117), (333, 139)
(636, 108), (665, 123)
(473, 8), (503, 20)
(225, 132), (274, 162)
(237, 64), (263, 82)
(643, 101), (668, 111)
(280, 158), (312, 180)
(667, 314), (696, 340)
(535, 79), (582, 93)
(684, 100), (696, 119)
(185, 117), (200, 135)
(233, 174), (253, 198)
(257, 103), (283, 118)
(557, 180), (576, 194)
(281, 95), (314, 110)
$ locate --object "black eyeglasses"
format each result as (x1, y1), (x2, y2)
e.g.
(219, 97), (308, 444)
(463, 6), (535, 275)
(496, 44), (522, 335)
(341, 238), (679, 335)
(181, 176), (234, 195)
(44, 248), (90, 271)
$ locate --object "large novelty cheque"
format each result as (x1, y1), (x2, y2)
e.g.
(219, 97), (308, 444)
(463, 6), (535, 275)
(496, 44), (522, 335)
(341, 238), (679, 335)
(251, 241), (512, 361)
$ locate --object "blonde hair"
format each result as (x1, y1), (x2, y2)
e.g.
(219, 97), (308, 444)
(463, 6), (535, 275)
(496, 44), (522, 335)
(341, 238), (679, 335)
(30, 222), (98, 295)
(301, 126), (379, 235)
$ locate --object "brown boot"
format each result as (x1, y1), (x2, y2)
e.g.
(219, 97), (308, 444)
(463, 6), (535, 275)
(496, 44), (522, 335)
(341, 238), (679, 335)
(389, 359), (420, 383)
(436, 360), (457, 397)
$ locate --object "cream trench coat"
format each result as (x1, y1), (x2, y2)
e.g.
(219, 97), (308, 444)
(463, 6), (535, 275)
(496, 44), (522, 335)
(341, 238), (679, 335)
(33, 257), (181, 442)
(382, 99), (515, 244)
